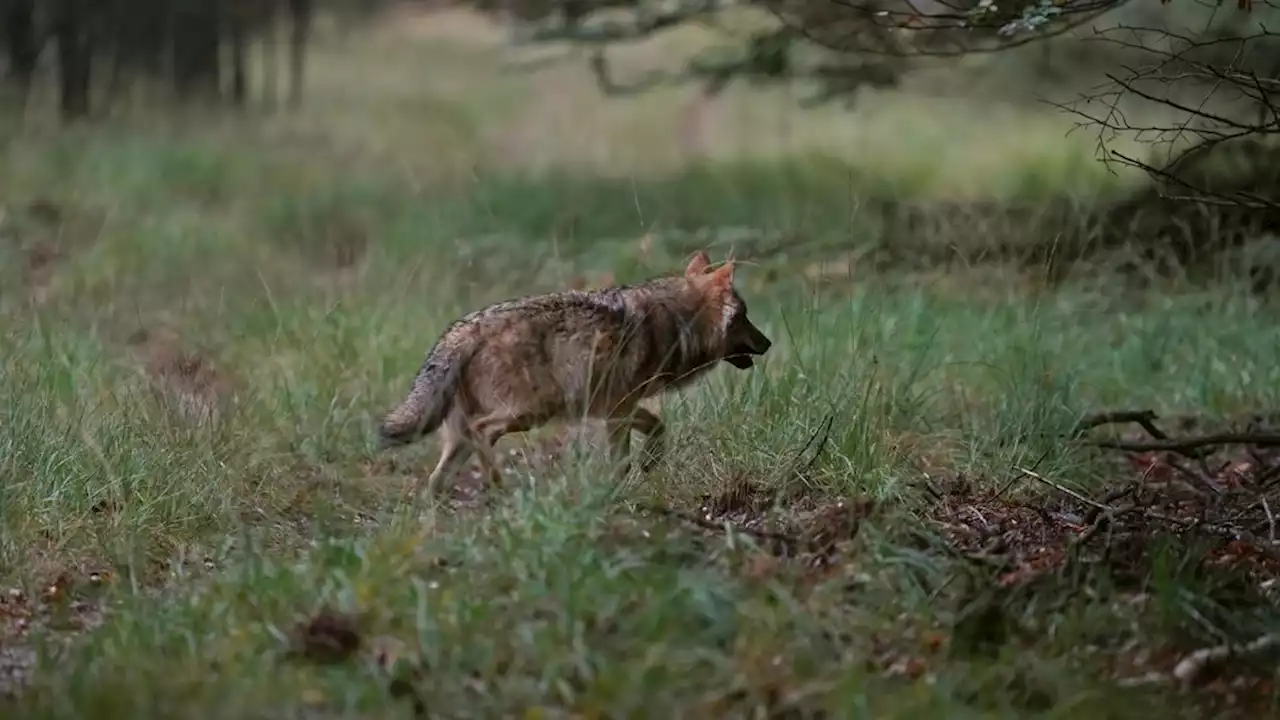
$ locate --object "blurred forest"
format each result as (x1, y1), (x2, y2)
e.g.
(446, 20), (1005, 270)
(1, 0), (336, 114)
(3, 0), (1278, 283)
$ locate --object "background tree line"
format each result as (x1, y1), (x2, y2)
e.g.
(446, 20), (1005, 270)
(3, 0), (1277, 215)
(486, 0), (1278, 203)
(0, 0), (406, 119)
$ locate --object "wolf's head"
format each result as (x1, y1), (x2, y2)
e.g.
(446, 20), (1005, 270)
(684, 251), (772, 370)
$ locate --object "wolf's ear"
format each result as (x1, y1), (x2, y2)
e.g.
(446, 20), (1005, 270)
(685, 250), (712, 277)
(707, 260), (736, 290)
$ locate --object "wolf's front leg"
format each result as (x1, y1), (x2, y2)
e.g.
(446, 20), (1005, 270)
(606, 418), (634, 480)
(630, 407), (666, 474)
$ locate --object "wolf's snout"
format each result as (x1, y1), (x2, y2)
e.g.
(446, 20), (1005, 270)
(748, 325), (772, 356)
(755, 334), (772, 355)
(725, 322), (771, 370)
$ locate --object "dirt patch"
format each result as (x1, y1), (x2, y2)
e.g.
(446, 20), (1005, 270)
(0, 199), (106, 304)
(926, 473), (1083, 587)
(126, 327), (233, 425)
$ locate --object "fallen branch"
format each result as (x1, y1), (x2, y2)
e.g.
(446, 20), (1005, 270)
(1093, 433), (1280, 456)
(1172, 632), (1280, 688)
(1144, 511), (1280, 565)
(1072, 409), (1280, 459)
(1070, 410), (1168, 440)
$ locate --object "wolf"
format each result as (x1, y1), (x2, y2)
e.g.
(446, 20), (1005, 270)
(378, 250), (772, 500)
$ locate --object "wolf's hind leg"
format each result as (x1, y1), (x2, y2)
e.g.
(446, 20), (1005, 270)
(471, 412), (539, 489)
(408, 414), (473, 501)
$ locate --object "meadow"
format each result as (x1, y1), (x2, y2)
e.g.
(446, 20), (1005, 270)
(1, 6), (1278, 718)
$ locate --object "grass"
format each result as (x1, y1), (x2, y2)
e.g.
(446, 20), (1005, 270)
(3, 6), (1279, 719)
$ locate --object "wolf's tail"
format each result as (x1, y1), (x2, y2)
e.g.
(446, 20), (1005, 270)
(378, 335), (475, 448)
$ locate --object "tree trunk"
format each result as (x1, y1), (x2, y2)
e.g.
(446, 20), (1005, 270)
(55, 0), (93, 121)
(287, 0), (312, 108)
(4, 0), (39, 102)
(172, 0), (221, 102)
(261, 6), (279, 110)
(228, 2), (248, 106)
(110, 0), (171, 106)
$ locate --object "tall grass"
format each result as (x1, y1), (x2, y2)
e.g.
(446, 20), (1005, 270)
(2, 7), (1276, 716)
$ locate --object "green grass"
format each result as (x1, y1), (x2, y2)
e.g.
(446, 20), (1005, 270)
(5, 161), (1279, 714)
(3, 6), (1279, 718)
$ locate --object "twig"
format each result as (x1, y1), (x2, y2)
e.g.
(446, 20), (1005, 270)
(989, 471), (1028, 502)
(1262, 497), (1276, 545)
(1143, 511), (1280, 564)
(1108, 148), (1280, 213)
(1073, 503), (1139, 548)
(1163, 455), (1218, 495)
(1172, 632), (1280, 688)
(1015, 467), (1112, 511)
(965, 506), (990, 531)
(1081, 481), (1140, 526)
(988, 449), (1050, 502)
(1068, 479), (1142, 551)
(1070, 410), (1168, 440)
(1257, 462), (1280, 491)
(790, 413), (835, 479)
